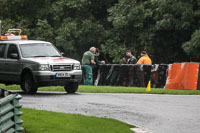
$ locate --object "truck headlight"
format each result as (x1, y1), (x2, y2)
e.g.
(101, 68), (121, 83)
(39, 64), (50, 71)
(73, 63), (81, 70)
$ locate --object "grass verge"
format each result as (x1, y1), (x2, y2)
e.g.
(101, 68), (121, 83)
(1, 84), (200, 95)
(21, 108), (134, 133)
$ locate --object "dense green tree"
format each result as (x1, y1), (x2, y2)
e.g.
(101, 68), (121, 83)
(0, 0), (116, 61)
(1, 0), (200, 63)
(103, 0), (197, 63)
(182, 29), (200, 60)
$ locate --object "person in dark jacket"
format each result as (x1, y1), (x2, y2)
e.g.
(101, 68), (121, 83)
(122, 50), (137, 64)
(94, 48), (105, 65)
(93, 48), (105, 85)
(122, 50), (137, 87)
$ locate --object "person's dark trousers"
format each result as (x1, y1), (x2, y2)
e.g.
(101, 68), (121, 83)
(93, 65), (99, 84)
(127, 66), (134, 87)
(137, 71), (145, 87)
(82, 65), (93, 85)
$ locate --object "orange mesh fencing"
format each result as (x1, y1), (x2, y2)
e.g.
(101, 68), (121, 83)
(165, 63), (199, 90)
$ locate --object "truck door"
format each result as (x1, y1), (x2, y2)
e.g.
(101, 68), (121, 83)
(4, 44), (21, 82)
(0, 43), (7, 81)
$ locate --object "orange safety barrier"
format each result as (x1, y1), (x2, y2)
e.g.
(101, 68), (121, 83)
(165, 63), (199, 90)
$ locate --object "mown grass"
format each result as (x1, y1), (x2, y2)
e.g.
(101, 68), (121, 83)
(78, 85), (200, 95)
(1, 84), (200, 95)
(21, 108), (134, 133)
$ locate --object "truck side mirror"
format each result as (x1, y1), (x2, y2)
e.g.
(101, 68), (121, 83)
(10, 53), (19, 59)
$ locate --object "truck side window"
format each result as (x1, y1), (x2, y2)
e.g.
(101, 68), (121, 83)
(7, 44), (19, 59)
(0, 44), (6, 58)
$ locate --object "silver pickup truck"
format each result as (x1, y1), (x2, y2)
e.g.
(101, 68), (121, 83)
(0, 39), (82, 94)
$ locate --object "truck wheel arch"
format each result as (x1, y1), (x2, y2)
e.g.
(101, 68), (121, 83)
(20, 68), (36, 83)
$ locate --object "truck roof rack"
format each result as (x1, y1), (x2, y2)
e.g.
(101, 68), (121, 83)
(0, 29), (28, 40)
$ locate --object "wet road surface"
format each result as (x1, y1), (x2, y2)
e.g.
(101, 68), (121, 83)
(17, 91), (200, 133)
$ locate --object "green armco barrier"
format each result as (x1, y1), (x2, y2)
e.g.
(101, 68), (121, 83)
(0, 89), (24, 133)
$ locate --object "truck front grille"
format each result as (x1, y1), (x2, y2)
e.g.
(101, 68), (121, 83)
(51, 65), (72, 71)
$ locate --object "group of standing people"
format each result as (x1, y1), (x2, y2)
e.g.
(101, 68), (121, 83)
(81, 47), (152, 86)
(81, 47), (105, 85)
(122, 50), (152, 65)
(122, 50), (152, 87)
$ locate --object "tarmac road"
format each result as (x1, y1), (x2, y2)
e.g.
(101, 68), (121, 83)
(18, 92), (200, 133)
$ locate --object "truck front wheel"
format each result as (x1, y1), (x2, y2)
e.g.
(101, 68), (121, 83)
(64, 82), (79, 93)
(21, 73), (38, 94)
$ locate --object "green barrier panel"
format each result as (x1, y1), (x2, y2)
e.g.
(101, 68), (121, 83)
(13, 95), (24, 133)
(5, 128), (15, 133)
(0, 119), (15, 132)
(0, 89), (24, 133)
(0, 112), (14, 124)
(0, 102), (14, 116)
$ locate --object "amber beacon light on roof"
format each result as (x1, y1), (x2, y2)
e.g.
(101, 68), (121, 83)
(0, 25), (28, 40)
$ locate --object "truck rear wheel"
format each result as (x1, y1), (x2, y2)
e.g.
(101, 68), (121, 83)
(64, 82), (79, 93)
(21, 73), (38, 94)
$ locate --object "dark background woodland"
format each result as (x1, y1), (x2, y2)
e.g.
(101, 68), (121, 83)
(1, 0), (200, 64)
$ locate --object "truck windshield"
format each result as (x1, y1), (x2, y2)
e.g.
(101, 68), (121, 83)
(20, 43), (61, 58)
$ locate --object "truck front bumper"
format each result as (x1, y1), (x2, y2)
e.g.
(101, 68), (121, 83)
(32, 70), (82, 87)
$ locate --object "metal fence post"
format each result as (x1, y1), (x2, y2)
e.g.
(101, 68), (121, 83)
(13, 95), (24, 133)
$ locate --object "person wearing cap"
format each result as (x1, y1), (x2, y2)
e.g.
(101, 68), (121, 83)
(137, 51), (152, 65)
(137, 51), (152, 87)
(82, 47), (96, 85)
(122, 50), (137, 64)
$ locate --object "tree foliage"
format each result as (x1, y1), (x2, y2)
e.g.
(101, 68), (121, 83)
(103, 0), (198, 63)
(1, 0), (200, 63)
(182, 29), (200, 60)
